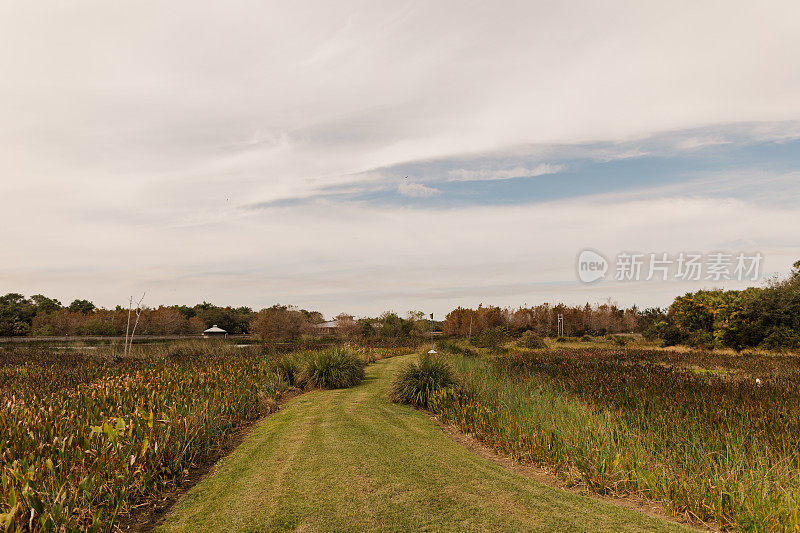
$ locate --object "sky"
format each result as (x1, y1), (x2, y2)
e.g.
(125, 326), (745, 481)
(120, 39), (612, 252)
(1, 0), (800, 318)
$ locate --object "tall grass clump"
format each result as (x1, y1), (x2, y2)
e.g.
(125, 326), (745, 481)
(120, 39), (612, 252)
(301, 347), (365, 389)
(389, 355), (457, 408)
(516, 331), (546, 349)
(432, 347), (800, 531)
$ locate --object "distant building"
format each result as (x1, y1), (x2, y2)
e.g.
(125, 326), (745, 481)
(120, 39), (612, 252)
(314, 320), (340, 336)
(313, 315), (357, 336)
(203, 325), (228, 338)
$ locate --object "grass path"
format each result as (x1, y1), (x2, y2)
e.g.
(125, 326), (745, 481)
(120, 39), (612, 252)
(159, 354), (689, 532)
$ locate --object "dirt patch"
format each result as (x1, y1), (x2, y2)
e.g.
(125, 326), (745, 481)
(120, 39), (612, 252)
(432, 417), (719, 532)
(116, 388), (305, 532)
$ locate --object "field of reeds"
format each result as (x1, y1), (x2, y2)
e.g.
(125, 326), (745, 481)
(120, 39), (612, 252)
(432, 342), (800, 531)
(0, 341), (379, 532)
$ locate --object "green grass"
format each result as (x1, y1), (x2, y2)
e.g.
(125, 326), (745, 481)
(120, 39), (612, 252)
(159, 354), (688, 532)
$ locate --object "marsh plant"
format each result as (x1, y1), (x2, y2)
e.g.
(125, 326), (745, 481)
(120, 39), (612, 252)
(431, 347), (800, 531)
(0, 342), (363, 531)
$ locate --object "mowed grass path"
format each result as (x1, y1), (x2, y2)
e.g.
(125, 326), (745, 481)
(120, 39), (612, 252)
(159, 354), (689, 532)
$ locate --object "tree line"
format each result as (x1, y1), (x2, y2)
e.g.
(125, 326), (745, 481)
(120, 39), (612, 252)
(3, 259), (798, 349)
(0, 297), (433, 342)
(442, 302), (640, 338)
(441, 261), (800, 350)
(0, 297), (257, 337)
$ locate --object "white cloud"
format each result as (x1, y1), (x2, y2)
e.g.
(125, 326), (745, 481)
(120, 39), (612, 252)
(448, 163), (565, 181)
(1, 1), (799, 313)
(398, 181), (439, 197)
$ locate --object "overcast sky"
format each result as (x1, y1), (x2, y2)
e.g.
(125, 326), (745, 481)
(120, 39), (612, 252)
(2, 1), (800, 318)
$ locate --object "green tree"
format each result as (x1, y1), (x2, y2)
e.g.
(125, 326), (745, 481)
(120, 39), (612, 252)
(195, 304), (254, 334)
(378, 312), (412, 339)
(30, 294), (62, 314)
(174, 305), (197, 319)
(0, 293), (37, 336)
(357, 318), (375, 338)
(67, 299), (96, 314)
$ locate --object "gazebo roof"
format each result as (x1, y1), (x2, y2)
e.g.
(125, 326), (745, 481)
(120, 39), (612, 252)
(203, 325), (227, 333)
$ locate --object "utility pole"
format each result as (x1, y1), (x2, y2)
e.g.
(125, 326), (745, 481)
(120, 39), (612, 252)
(428, 313), (437, 355)
(557, 314), (564, 337)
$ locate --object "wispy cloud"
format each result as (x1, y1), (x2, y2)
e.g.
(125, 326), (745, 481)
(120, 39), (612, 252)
(447, 163), (565, 182)
(398, 181), (440, 197)
(593, 148), (650, 162)
(673, 136), (733, 151)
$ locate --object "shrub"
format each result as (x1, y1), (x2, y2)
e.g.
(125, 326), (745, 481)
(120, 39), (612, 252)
(642, 322), (663, 342)
(301, 348), (365, 389)
(389, 355), (457, 408)
(659, 323), (687, 347)
(470, 327), (509, 349)
(437, 340), (478, 357)
(609, 335), (628, 346)
(687, 331), (715, 350)
(760, 326), (800, 351)
(580, 335), (592, 343)
(555, 336), (567, 343)
(517, 331), (547, 349)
